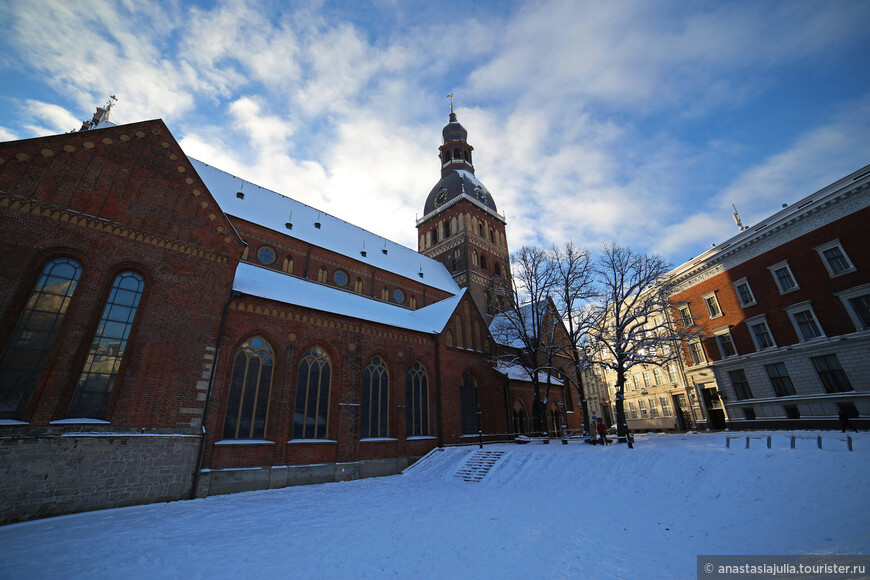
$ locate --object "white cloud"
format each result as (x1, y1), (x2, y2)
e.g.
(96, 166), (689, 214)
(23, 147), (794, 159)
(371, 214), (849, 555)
(654, 95), (870, 261)
(20, 100), (81, 134)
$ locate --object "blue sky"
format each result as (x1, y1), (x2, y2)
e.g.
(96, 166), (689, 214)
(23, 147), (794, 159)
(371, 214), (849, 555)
(1, 0), (869, 267)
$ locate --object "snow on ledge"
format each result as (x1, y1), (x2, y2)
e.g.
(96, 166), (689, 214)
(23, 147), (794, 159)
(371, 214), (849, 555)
(61, 432), (198, 438)
(360, 438), (399, 442)
(0, 419), (28, 425)
(49, 418), (111, 425)
(287, 439), (337, 444)
(406, 436), (438, 440)
(214, 439), (276, 445)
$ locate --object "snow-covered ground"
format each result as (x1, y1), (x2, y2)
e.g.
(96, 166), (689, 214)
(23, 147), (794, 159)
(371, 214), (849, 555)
(2, 431), (868, 579)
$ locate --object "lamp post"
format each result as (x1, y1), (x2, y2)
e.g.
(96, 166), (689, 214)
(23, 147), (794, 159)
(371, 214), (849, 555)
(477, 403), (483, 450)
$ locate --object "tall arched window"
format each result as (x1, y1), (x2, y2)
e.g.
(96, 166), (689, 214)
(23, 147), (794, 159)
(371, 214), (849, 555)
(460, 372), (479, 435)
(512, 399), (528, 434)
(0, 258), (82, 418)
(68, 271), (144, 419)
(222, 336), (274, 440)
(317, 266), (328, 283)
(362, 356), (389, 438)
(293, 346), (331, 439)
(406, 362), (429, 437)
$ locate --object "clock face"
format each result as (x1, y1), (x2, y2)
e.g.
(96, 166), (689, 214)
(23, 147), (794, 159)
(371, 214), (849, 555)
(434, 189), (448, 207)
(475, 188), (488, 204)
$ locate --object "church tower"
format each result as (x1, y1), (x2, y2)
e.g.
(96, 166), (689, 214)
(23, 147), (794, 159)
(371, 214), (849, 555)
(417, 108), (511, 320)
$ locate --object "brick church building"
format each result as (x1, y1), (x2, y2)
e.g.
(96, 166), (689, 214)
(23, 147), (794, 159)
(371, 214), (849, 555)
(0, 108), (582, 523)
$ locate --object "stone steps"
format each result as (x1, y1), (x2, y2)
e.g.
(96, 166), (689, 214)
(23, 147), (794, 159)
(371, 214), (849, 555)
(454, 450), (506, 482)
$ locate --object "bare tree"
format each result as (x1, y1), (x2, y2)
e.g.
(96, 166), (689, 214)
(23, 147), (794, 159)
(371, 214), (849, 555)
(550, 242), (597, 439)
(587, 243), (702, 447)
(489, 246), (558, 437)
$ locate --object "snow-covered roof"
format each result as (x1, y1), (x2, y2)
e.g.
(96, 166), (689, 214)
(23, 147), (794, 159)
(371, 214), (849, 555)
(232, 261), (464, 334)
(495, 362), (564, 385)
(190, 158), (461, 295)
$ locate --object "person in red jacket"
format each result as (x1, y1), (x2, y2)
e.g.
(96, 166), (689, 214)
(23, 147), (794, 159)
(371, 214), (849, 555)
(596, 418), (609, 445)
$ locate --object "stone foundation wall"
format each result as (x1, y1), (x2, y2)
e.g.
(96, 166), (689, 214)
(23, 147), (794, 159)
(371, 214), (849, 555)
(0, 432), (200, 525)
(196, 456), (418, 498)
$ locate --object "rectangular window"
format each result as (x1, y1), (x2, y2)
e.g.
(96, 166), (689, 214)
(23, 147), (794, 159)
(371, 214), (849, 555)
(746, 316), (776, 351)
(769, 261), (798, 294)
(732, 278), (756, 307)
(632, 375), (641, 390)
(794, 310), (822, 340)
(648, 398), (659, 418)
(637, 399), (647, 417)
(810, 354), (853, 393)
(728, 369), (753, 400)
(815, 240), (855, 277)
(642, 371), (651, 388)
(678, 305), (692, 327)
(703, 292), (722, 318)
(715, 330), (737, 358)
(848, 295), (870, 329)
(653, 368), (663, 385)
(628, 401), (638, 419)
(835, 285), (870, 331)
(659, 396), (672, 417)
(689, 341), (705, 366)
(765, 363), (796, 397)
(784, 302), (824, 342)
(667, 363), (678, 383)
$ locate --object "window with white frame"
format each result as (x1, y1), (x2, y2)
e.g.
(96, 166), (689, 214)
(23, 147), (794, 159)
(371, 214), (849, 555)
(834, 284), (870, 331)
(648, 398), (659, 417)
(628, 401), (638, 419)
(703, 292), (723, 318)
(653, 368), (663, 385)
(731, 277), (756, 308)
(678, 305), (693, 327)
(745, 314), (776, 351)
(659, 396), (672, 417)
(667, 363), (678, 383)
(783, 301), (824, 342)
(688, 340), (706, 366)
(637, 399), (647, 417)
(814, 239), (855, 278)
(768, 260), (798, 294)
(632, 374), (641, 390)
(714, 327), (738, 358)
(642, 371), (651, 388)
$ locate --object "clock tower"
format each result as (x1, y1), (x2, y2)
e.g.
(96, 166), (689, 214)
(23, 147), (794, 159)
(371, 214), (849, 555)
(417, 109), (511, 321)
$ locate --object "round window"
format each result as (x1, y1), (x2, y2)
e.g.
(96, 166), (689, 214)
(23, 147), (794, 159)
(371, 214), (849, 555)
(257, 246), (276, 265)
(393, 289), (405, 304)
(334, 270), (349, 287)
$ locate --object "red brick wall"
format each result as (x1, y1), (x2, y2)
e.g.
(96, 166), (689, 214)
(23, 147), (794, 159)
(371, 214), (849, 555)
(0, 121), (243, 427)
(671, 207), (870, 363)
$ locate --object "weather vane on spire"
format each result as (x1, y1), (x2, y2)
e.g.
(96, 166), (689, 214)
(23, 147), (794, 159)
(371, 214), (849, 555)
(447, 93), (454, 114)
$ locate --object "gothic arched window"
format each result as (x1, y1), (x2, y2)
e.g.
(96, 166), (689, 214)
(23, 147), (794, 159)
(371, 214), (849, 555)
(222, 336), (274, 440)
(407, 362), (429, 437)
(0, 257), (82, 418)
(460, 372), (480, 435)
(293, 346), (332, 439)
(362, 356), (389, 438)
(68, 271), (145, 419)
